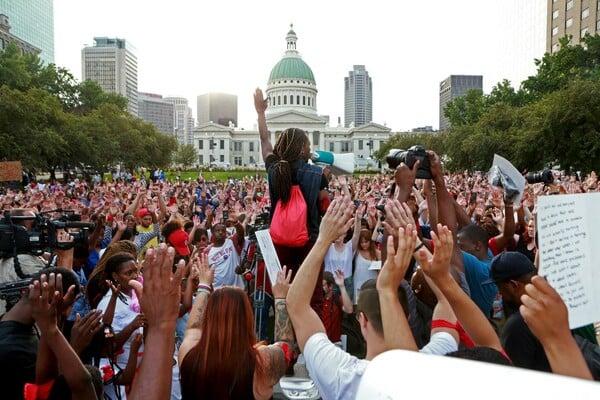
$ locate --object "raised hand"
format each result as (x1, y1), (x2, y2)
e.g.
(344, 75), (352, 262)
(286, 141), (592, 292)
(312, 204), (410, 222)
(70, 309), (104, 354)
(319, 197), (355, 244)
(196, 252), (215, 287)
(272, 266), (292, 299)
(520, 276), (570, 345)
(254, 88), (268, 114)
(130, 244), (184, 329)
(333, 269), (346, 287)
(383, 200), (414, 238)
(416, 224), (454, 283)
(28, 275), (61, 333)
(377, 225), (417, 292)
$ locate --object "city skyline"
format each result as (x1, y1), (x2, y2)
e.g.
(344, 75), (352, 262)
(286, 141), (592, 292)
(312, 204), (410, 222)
(54, 1), (546, 132)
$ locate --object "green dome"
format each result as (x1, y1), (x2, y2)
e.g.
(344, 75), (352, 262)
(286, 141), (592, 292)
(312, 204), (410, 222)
(269, 57), (315, 83)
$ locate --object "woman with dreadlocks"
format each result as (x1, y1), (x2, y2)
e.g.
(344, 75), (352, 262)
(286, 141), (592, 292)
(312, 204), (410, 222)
(254, 88), (330, 314)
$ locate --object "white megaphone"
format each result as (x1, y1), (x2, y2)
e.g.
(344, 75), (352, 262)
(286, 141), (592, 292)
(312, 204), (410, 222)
(311, 150), (354, 175)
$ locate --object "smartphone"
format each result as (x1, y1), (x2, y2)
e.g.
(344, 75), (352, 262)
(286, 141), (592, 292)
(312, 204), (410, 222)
(223, 210), (229, 220)
(354, 200), (362, 207)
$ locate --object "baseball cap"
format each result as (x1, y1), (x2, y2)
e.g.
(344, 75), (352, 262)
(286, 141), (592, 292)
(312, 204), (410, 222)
(168, 229), (190, 256)
(137, 208), (151, 218)
(482, 251), (535, 285)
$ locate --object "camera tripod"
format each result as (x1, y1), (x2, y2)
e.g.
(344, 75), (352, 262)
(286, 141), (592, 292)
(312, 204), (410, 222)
(239, 239), (274, 341)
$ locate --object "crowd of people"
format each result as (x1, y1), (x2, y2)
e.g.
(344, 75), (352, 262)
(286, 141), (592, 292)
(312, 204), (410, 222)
(0, 88), (599, 399)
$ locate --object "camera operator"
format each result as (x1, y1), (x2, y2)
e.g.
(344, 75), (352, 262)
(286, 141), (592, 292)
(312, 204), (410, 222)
(0, 226), (83, 400)
(0, 208), (47, 295)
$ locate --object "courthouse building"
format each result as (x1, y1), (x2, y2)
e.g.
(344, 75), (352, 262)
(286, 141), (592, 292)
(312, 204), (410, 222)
(191, 26), (391, 168)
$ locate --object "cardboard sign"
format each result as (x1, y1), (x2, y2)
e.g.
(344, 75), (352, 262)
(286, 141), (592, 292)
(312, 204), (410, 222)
(0, 161), (22, 182)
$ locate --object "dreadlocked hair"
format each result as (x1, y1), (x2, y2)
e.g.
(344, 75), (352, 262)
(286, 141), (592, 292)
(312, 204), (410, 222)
(271, 127), (309, 204)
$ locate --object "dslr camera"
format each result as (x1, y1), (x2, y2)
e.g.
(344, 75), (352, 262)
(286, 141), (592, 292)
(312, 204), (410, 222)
(386, 145), (432, 179)
(525, 169), (554, 185)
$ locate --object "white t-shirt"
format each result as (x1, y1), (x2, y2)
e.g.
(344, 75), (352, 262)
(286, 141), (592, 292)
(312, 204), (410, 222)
(207, 238), (244, 289)
(324, 240), (354, 277)
(303, 332), (368, 400)
(97, 290), (144, 400)
(304, 331), (457, 400)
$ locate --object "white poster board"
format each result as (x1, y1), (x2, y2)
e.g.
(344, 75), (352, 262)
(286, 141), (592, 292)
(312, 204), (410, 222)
(537, 192), (600, 329)
(254, 229), (282, 286)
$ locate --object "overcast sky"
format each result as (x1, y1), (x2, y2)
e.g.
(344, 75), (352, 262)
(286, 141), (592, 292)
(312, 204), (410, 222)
(54, 0), (545, 131)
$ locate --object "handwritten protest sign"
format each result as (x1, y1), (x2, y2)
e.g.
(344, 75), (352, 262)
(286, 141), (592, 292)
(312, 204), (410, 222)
(537, 193), (600, 329)
(0, 161), (22, 182)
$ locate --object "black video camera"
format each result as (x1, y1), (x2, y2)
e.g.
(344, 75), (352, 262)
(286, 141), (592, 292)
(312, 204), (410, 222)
(0, 210), (96, 258)
(525, 169), (554, 185)
(0, 279), (30, 311)
(246, 212), (270, 243)
(386, 145), (432, 179)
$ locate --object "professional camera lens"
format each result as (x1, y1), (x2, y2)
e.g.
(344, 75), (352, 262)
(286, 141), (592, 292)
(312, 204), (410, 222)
(525, 169), (554, 185)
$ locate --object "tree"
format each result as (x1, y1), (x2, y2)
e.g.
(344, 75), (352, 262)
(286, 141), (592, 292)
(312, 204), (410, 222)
(173, 144), (198, 170)
(443, 89), (487, 127)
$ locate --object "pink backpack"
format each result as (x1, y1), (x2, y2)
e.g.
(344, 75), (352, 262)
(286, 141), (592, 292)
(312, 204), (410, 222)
(270, 185), (309, 247)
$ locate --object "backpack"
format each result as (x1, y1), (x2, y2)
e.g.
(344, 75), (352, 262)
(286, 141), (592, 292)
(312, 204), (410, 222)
(270, 185), (309, 247)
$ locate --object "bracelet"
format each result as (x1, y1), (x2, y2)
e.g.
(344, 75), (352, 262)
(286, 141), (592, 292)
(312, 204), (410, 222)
(414, 242), (425, 252)
(196, 288), (212, 296)
(274, 298), (286, 304)
(197, 284), (212, 293)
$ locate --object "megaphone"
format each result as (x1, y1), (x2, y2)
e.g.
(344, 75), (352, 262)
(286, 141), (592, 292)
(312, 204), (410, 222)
(311, 150), (355, 175)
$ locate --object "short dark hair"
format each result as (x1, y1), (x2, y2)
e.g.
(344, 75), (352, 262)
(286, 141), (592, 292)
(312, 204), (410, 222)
(30, 267), (81, 298)
(446, 346), (512, 366)
(323, 271), (335, 286)
(458, 224), (489, 248)
(356, 279), (409, 335)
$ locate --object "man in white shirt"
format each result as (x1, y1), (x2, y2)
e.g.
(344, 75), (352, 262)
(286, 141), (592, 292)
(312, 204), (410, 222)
(205, 218), (245, 289)
(287, 198), (459, 400)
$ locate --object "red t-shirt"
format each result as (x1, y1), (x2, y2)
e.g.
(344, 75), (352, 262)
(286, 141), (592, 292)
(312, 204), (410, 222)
(320, 294), (344, 342)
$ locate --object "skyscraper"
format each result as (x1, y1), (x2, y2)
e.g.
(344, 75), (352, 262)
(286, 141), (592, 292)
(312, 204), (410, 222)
(0, 0), (54, 64)
(82, 37), (138, 115)
(344, 65), (372, 128)
(547, 0), (599, 53)
(500, 0), (547, 87)
(138, 93), (174, 136)
(196, 93), (238, 127)
(165, 97), (194, 145)
(439, 75), (483, 131)
(0, 14), (40, 57)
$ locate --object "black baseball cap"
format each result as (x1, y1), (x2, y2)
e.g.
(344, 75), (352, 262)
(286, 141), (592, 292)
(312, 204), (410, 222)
(482, 251), (536, 284)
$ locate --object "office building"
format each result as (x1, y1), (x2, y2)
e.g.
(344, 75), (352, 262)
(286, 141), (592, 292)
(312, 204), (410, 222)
(500, 0), (547, 87)
(197, 93), (237, 127)
(164, 97), (194, 145)
(82, 37), (138, 115)
(138, 92), (174, 136)
(547, 0), (599, 53)
(0, 14), (40, 57)
(344, 65), (373, 128)
(439, 75), (483, 131)
(0, 0), (54, 64)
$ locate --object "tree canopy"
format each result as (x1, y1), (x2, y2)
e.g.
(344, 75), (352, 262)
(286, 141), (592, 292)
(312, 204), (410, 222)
(0, 42), (177, 175)
(400, 34), (600, 174)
